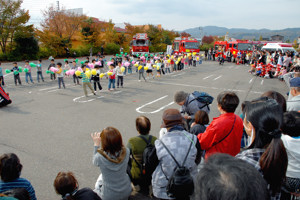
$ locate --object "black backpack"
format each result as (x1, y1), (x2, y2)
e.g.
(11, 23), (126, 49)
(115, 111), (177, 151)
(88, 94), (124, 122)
(160, 140), (194, 198)
(130, 135), (155, 186)
(192, 91), (214, 110)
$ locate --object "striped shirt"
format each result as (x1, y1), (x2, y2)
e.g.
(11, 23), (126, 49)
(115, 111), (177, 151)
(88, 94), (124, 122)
(80, 72), (89, 83)
(0, 178), (36, 200)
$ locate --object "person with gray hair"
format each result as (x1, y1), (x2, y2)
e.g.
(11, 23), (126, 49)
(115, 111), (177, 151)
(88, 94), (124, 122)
(196, 153), (270, 200)
(287, 77), (300, 111)
(174, 91), (210, 128)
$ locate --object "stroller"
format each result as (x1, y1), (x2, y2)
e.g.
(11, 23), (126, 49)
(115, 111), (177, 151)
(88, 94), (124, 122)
(0, 86), (12, 107)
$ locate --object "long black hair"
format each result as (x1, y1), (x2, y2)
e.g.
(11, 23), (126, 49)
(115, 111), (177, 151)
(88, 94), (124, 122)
(244, 98), (288, 195)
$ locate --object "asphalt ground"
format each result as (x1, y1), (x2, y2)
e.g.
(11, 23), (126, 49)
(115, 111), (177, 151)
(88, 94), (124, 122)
(0, 58), (289, 199)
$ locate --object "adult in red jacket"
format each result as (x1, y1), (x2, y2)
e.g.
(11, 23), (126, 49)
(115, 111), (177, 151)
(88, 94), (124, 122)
(198, 92), (243, 159)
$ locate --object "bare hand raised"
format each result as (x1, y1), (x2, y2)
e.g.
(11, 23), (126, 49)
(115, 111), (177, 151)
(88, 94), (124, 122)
(91, 132), (101, 146)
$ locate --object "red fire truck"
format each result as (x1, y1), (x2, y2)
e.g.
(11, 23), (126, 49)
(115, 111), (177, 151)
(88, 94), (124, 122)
(214, 40), (255, 58)
(173, 37), (200, 54)
(130, 33), (149, 55)
(214, 41), (228, 57)
(227, 40), (254, 57)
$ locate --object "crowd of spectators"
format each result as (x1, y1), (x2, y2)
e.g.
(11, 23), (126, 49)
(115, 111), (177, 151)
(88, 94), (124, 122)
(0, 77), (300, 199)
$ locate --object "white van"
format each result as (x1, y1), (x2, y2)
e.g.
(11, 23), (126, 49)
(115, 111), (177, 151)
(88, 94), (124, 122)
(261, 43), (297, 54)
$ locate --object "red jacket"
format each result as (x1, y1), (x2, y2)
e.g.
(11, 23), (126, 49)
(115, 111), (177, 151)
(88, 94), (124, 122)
(198, 113), (243, 159)
(108, 69), (116, 80)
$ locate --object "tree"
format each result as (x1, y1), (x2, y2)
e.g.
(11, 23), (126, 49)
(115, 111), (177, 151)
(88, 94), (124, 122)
(180, 32), (191, 37)
(202, 35), (214, 44)
(125, 23), (145, 36)
(102, 19), (117, 44)
(293, 39), (298, 49)
(259, 35), (263, 41)
(37, 5), (85, 56)
(115, 33), (127, 46)
(0, 0), (30, 53)
(12, 25), (39, 60)
(81, 17), (109, 47)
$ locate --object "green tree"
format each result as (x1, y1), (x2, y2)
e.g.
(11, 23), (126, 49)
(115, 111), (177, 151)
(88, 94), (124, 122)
(146, 24), (165, 52)
(104, 43), (120, 55)
(259, 35), (263, 41)
(0, 0), (30, 53)
(11, 25), (39, 60)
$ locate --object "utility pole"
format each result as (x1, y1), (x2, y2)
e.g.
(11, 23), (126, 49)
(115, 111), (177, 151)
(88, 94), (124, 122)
(199, 27), (204, 44)
(56, 1), (60, 11)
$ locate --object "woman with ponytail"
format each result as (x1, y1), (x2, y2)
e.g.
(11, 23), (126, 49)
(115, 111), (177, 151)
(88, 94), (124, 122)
(236, 98), (288, 200)
(54, 171), (101, 200)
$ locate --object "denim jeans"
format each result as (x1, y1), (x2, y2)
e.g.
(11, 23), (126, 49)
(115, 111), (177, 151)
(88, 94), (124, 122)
(25, 72), (33, 83)
(37, 71), (44, 82)
(165, 68), (171, 73)
(108, 79), (115, 89)
(128, 66), (132, 74)
(139, 72), (146, 81)
(117, 76), (123, 87)
(58, 77), (65, 88)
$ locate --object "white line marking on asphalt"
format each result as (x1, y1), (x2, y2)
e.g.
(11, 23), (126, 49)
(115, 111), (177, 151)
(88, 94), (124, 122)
(98, 90), (123, 94)
(47, 85), (76, 93)
(39, 86), (58, 91)
(213, 75), (222, 81)
(203, 75), (214, 80)
(261, 80), (264, 85)
(47, 89), (59, 93)
(148, 80), (263, 94)
(172, 72), (185, 77)
(249, 78), (254, 83)
(39, 84), (71, 92)
(136, 95), (174, 114)
(150, 102), (174, 114)
(3, 73), (12, 77)
(73, 95), (104, 103)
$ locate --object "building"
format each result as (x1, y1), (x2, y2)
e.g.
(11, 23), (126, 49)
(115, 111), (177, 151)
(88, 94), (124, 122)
(66, 8), (83, 15)
(270, 35), (284, 42)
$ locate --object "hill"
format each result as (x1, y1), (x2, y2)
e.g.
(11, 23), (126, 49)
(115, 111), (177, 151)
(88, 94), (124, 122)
(183, 26), (300, 42)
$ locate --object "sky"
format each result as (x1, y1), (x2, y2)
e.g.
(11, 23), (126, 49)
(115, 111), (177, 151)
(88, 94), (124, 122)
(22, 0), (300, 31)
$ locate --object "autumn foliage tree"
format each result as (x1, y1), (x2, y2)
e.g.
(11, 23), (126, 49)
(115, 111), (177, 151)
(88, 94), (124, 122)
(180, 32), (191, 37)
(81, 17), (107, 47)
(202, 35), (215, 44)
(36, 5), (85, 56)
